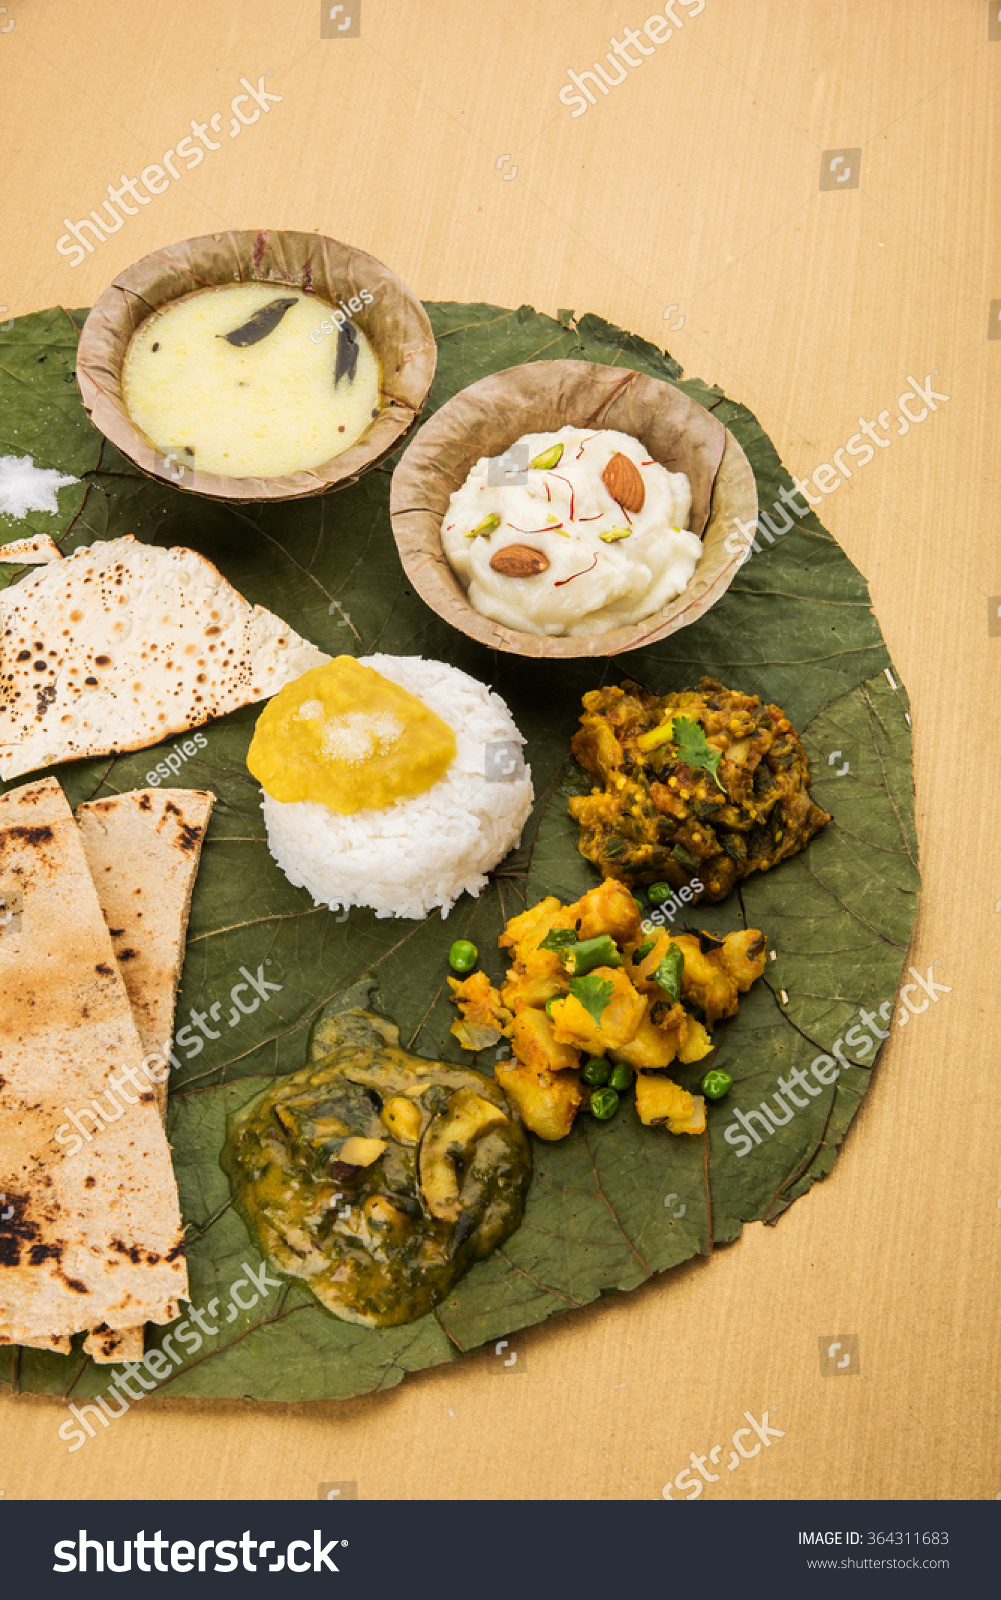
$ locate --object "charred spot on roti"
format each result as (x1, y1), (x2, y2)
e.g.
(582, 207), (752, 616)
(28, 1240), (62, 1266)
(138, 795), (152, 811)
(35, 684), (56, 718)
(0, 1194), (40, 1266)
(95, 961), (114, 977)
(85, 1176), (96, 1189)
(165, 1239), (186, 1262)
(117, 948), (139, 962)
(0, 823), (54, 850)
(61, 1274), (89, 1294)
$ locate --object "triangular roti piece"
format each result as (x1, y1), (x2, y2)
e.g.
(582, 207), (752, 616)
(0, 534), (329, 782)
(0, 778), (188, 1353)
(75, 787), (213, 1363)
(76, 787), (215, 1120)
(0, 534), (62, 563)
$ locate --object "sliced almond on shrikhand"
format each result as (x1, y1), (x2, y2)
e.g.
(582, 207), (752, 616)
(601, 451), (646, 514)
(489, 544), (550, 578)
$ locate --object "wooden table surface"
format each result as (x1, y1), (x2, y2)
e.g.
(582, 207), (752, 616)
(1, 0), (998, 1501)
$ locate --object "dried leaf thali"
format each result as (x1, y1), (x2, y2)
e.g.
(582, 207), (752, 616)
(0, 301), (918, 1403)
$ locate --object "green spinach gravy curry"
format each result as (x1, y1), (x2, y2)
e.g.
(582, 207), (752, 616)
(223, 1006), (532, 1327)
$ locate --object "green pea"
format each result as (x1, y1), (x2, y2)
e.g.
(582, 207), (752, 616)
(581, 1056), (611, 1087)
(701, 1068), (733, 1101)
(449, 939), (478, 974)
(647, 882), (672, 906)
(633, 895), (646, 915)
(608, 1063), (632, 1092)
(589, 1086), (620, 1120)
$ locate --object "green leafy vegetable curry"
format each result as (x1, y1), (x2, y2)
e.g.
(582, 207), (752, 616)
(223, 1005), (532, 1327)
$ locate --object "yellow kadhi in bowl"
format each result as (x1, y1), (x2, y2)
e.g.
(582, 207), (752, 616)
(76, 229), (436, 503)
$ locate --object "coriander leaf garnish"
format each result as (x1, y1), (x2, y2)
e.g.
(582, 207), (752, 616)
(569, 974), (616, 1028)
(672, 716), (725, 792)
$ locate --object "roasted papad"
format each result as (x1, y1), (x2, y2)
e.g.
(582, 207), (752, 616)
(0, 534), (329, 781)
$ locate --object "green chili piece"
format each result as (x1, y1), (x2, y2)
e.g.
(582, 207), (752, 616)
(589, 1086), (620, 1120)
(538, 927), (579, 953)
(634, 940), (656, 963)
(580, 1057), (611, 1088)
(558, 934), (621, 977)
(653, 942), (684, 1004)
(701, 1068), (733, 1101)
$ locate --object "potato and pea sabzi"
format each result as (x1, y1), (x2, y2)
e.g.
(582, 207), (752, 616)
(449, 879), (766, 1143)
(568, 676), (830, 902)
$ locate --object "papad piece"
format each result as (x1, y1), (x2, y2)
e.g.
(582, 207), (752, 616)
(0, 777), (188, 1356)
(76, 787), (215, 1119)
(0, 534), (62, 563)
(0, 534), (329, 782)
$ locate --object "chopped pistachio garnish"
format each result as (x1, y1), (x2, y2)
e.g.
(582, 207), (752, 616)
(467, 512), (501, 539)
(528, 442), (565, 471)
(598, 526), (632, 544)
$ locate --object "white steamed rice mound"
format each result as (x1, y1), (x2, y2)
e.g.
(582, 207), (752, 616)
(260, 654), (534, 919)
